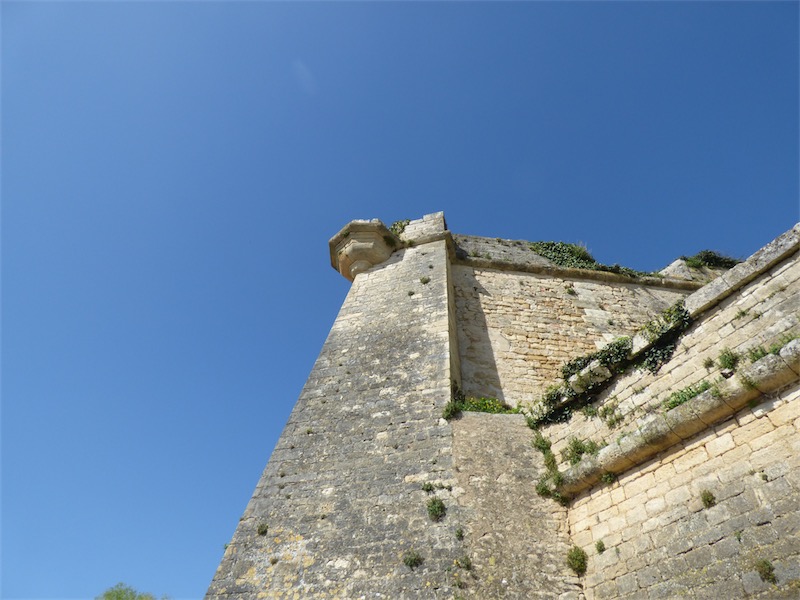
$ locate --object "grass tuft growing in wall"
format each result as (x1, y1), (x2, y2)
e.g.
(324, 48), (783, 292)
(755, 559), (777, 584)
(662, 380), (712, 411)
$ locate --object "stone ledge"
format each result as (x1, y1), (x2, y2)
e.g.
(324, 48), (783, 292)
(451, 234), (703, 291)
(559, 339), (800, 497)
(684, 223), (800, 316)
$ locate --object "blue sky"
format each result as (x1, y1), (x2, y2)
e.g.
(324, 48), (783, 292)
(2, 2), (798, 598)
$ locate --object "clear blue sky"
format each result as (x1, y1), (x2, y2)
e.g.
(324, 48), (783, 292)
(2, 2), (797, 598)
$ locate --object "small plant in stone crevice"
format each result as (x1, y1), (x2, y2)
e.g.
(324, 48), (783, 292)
(600, 472), (617, 485)
(566, 546), (588, 576)
(455, 527), (464, 541)
(717, 348), (741, 371)
(403, 549), (423, 569)
(598, 401), (623, 428)
(662, 380), (712, 411)
(390, 219), (410, 237)
(738, 373), (757, 390)
(703, 357), (715, 370)
(755, 558), (777, 584)
(427, 497), (446, 522)
(257, 522), (269, 536)
(422, 482), (435, 493)
(531, 430), (568, 505)
(562, 437), (602, 466)
(700, 490), (716, 509)
(443, 384), (519, 420)
(595, 540), (606, 554)
(748, 346), (769, 363)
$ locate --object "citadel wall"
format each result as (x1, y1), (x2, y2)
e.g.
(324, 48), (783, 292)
(207, 213), (799, 599)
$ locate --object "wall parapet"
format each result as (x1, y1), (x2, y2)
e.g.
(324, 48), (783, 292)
(451, 234), (704, 291)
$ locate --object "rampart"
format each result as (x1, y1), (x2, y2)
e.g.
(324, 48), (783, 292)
(207, 213), (799, 599)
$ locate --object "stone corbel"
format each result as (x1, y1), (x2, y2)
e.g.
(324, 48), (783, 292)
(329, 219), (401, 281)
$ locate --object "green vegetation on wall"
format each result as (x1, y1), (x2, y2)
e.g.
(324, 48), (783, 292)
(681, 250), (740, 269)
(529, 241), (651, 278)
(443, 385), (519, 420)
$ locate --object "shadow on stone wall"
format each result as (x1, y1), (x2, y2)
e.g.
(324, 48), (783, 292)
(453, 266), (505, 401)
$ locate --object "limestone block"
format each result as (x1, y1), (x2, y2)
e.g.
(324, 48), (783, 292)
(637, 414), (681, 450)
(684, 276), (733, 316)
(779, 338), (800, 375)
(568, 359), (612, 394)
(742, 352), (799, 395)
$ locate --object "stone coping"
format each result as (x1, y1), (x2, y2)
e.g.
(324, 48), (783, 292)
(683, 223), (800, 316)
(449, 234), (704, 291)
(560, 339), (800, 497)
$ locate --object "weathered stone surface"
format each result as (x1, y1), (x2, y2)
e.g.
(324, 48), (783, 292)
(451, 413), (580, 598)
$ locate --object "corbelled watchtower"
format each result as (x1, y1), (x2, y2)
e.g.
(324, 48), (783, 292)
(207, 213), (800, 599)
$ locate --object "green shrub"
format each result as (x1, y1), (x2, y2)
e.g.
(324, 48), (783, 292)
(595, 540), (606, 554)
(600, 472), (617, 484)
(532, 431), (552, 453)
(562, 437), (601, 465)
(681, 250), (740, 269)
(717, 348), (740, 370)
(390, 219), (410, 236)
(427, 497), (446, 522)
(700, 490), (716, 509)
(566, 546), (588, 576)
(748, 346), (768, 363)
(257, 522), (269, 536)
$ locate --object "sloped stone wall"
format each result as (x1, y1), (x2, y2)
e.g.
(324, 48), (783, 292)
(538, 231), (800, 599)
(569, 382), (800, 599)
(206, 238), (465, 599)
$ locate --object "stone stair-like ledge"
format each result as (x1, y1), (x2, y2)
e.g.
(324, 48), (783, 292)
(559, 339), (800, 497)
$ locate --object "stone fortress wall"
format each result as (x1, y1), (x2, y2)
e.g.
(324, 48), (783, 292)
(207, 212), (800, 599)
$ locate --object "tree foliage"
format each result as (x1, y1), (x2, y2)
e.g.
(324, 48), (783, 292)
(97, 583), (167, 600)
